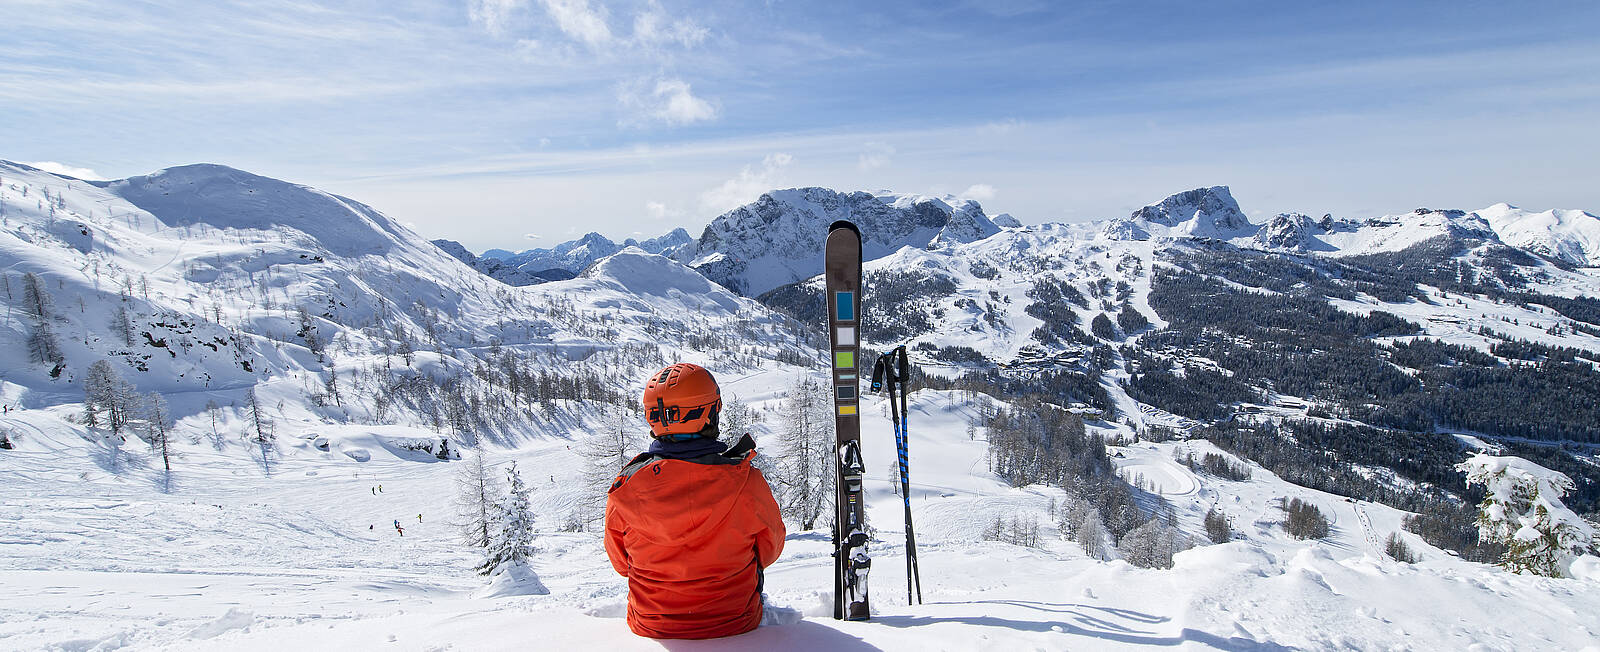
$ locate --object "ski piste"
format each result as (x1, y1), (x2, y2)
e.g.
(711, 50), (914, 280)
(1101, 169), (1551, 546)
(824, 220), (870, 621)
(872, 345), (922, 605)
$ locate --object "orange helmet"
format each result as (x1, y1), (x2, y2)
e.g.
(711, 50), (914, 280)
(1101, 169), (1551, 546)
(642, 363), (722, 437)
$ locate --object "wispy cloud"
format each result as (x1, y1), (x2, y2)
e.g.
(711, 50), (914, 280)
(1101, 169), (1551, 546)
(958, 183), (996, 203)
(858, 142), (895, 170)
(618, 77), (718, 126)
(644, 200), (684, 220)
(700, 153), (792, 214)
(468, 0), (523, 37)
(539, 0), (614, 48)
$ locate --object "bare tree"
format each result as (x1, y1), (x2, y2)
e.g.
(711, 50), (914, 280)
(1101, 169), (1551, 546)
(772, 377), (834, 530)
(84, 360), (136, 437)
(111, 303), (135, 347)
(454, 449), (502, 549)
(577, 406), (644, 529)
(143, 392), (173, 471)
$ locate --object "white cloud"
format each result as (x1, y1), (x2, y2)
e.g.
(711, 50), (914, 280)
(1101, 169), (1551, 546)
(524, 233), (542, 240)
(700, 153), (792, 214)
(539, 0), (613, 48)
(26, 161), (105, 180)
(469, 0), (524, 37)
(632, 2), (707, 48)
(958, 183), (996, 202)
(858, 141), (895, 170)
(619, 77), (718, 126)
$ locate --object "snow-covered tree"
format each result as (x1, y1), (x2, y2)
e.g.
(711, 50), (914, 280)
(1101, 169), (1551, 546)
(720, 393), (753, 440)
(772, 377), (834, 530)
(479, 462), (535, 575)
(1118, 518), (1191, 569)
(1075, 506), (1110, 560)
(1458, 453), (1596, 578)
(454, 449), (502, 549)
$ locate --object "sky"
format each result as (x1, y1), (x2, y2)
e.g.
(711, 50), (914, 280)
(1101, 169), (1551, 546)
(3, 0), (1599, 252)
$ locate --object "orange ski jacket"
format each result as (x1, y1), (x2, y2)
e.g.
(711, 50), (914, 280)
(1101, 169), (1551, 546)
(604, 435), (786, 639)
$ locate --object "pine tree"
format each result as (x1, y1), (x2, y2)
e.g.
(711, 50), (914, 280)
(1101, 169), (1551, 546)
(772, 377), (834, 530)
(479, 462), (535, 575)
(1458, 453), (1595, 577)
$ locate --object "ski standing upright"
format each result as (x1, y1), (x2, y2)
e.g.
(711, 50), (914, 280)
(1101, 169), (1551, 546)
(872, 345), (922, 605)
(825, 220), (870, 621)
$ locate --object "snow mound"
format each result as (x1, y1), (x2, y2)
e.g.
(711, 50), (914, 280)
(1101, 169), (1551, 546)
(1573, 555), (1600, 581)
(188, 608), (254, 639)
(475, 561), (550, 598)
(581, 247), (741, 312)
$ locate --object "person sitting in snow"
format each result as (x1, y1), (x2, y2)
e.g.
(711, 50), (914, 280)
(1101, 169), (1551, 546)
(604, 363), (785, 639)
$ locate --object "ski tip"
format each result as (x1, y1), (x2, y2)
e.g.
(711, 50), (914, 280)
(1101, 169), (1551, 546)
(828, 220), (860, 236)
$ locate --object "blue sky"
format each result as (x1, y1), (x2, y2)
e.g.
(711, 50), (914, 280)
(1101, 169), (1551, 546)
(4, 1), (1598, 251)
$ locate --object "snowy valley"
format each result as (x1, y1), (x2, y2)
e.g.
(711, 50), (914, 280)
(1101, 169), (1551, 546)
(2, 159), (1599, 650)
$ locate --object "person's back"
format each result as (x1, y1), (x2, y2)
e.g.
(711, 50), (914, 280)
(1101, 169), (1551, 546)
(604, 363), (785, 639)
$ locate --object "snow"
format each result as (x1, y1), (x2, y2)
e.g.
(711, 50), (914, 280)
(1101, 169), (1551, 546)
(3, 160), (1600, 649)
(1477, 202), (1600, 267)
(5, 387), (1600, 650)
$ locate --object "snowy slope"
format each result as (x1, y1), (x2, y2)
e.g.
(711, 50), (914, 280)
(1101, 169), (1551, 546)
(5, 158), (1600, 650)
(4, 388), (1597, 650)
(0, 159), (813, 437)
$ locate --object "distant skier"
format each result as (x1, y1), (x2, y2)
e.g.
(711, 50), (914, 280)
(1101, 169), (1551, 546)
(605, 363), (785, 639)
(378, 484), (383, 493)
(371, 487), (375, 495)
(417, 513), (422, 523)
(394, 519), (403, 537)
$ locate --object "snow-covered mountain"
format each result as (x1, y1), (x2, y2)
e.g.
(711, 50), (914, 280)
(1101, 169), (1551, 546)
(1476, 202), (1600, 267)
(1102, 185), (1255, 240)
(0, 159), (811, 429)
(3, 158), (1599, 650)
(437, 228), (696, 287)
(674, 187), (1003, 297)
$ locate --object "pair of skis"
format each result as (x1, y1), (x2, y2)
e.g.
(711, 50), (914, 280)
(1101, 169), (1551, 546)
(824, 221), (922, 621)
